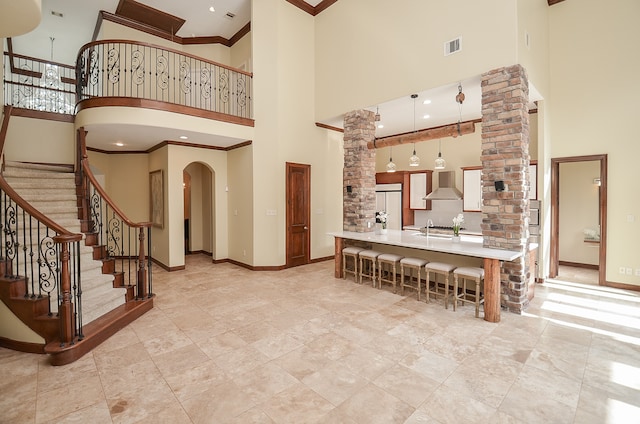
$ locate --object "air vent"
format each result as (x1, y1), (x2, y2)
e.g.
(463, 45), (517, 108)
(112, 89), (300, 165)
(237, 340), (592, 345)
(225, 12), (235, 19)
(444, 36), (462, 56)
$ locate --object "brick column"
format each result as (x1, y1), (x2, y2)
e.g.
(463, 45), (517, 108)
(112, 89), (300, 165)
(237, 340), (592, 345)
(481, 65), (531, 313)
(343, 110), (376, 232)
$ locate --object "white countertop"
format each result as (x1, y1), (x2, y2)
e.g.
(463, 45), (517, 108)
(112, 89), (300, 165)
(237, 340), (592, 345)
(329, 229), (524, 262)
(403, 225), (483, 236)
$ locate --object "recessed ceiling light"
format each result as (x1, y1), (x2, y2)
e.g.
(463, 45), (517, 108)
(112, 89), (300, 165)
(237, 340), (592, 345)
(115, 142), (124, 147)
(180, 135), (188, 140)
(423, 99), (432, 105)
(423, 114), (430, 119)
(209, 6), (215, 12)
(377, 124), (384, 129)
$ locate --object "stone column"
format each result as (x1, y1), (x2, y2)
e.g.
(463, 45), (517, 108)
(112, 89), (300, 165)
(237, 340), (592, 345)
(343, 110), (376, 232)
(481, 65), (531, 313)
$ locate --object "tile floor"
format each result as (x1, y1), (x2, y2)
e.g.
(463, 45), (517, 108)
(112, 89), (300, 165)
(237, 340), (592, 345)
(1, 254), (639, 423)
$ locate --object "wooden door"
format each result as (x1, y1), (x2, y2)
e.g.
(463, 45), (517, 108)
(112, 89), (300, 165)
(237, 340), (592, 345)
(286, 162), (310, 267)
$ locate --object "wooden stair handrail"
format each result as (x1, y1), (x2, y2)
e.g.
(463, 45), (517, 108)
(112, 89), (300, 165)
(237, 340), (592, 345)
(0, 106), (13, 163)
(78, 129), (150, 229)
(80, 159), (152, 229)
(0, 107), (78, 237)
(77, 39), (253, 77)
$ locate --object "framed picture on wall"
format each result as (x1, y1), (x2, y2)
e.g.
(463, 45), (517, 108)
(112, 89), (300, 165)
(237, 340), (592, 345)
(150, 169), (164, 228)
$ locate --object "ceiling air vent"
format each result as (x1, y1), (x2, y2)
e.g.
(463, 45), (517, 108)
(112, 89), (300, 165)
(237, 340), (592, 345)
(444, 36), (462, 56)
(225, 12), (236, 19)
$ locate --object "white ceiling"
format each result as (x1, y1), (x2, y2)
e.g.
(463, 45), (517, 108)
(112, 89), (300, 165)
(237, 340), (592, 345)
(6, 0), (540, 151)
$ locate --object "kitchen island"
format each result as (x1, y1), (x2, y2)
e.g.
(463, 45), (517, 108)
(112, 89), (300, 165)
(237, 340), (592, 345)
(329, 229), (525, 323)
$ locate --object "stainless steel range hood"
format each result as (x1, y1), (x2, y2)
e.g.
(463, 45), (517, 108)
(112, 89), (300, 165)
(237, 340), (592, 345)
(424, 171), (463, 200)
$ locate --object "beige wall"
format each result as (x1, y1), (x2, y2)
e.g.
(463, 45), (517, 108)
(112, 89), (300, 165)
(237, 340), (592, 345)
(314, 0), (518, 123)
(100, 153), (149, 222)
(76, 107), (253, 143)
(251, 0), (343, 266)
(148, 145), (169, 266)
(516, 0), (550, 99)
(227, 144), (254, 263)
(4, 117), (74, 164)
(549, 0), (640, 286)
(0, 301), (44, 344)
(230, 32), (252, 71)
(100, 20), (231, 65)
(559, 161), (600, 266)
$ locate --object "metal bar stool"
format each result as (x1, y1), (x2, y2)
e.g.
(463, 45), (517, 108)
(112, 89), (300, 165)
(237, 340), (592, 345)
(453, 267), (485, 317)
(425, 262), (457, 308)
(378, 253), (404, 293)
(359, 250), (381, 287)
(400, 257), (429, 301)
(342, 246), (365, 282)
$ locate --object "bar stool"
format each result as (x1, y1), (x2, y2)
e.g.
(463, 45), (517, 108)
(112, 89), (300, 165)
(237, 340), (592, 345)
(400, 257), (429, 301)
(342, 246), (364, 282)
(453, 267), (485, 317)
(378, 253), (404, 293)
(425, 262), (457, 308)
(359, 250), (381, 287)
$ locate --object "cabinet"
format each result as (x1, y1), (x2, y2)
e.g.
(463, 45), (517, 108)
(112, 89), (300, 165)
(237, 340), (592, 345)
(463, 163), (538, 209)
(409, 172), (428, 209)
(463, 167), (482, 211)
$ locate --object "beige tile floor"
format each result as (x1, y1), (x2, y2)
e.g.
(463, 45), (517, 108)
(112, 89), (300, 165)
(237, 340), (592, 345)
(1, 254), (639, 423)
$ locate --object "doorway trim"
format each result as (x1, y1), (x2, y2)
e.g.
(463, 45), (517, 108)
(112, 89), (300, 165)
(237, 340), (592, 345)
(550, 154), (607, 285)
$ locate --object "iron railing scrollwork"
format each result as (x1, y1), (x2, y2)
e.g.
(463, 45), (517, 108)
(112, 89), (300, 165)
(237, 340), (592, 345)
(77, 128), (152, 302)
(76, 40), (253, 119)
(2, 52), (76, 115)
(0, 176), (83, 344)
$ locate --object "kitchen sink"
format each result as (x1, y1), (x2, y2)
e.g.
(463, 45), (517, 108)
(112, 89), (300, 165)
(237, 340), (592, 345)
(412, 232), (452, 239)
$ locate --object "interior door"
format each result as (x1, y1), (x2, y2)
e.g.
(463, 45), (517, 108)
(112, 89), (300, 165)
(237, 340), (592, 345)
(286, 162), (310, 267)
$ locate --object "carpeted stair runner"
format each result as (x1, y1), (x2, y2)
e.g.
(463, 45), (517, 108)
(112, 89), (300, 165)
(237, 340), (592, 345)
(3, 161), (126, 324)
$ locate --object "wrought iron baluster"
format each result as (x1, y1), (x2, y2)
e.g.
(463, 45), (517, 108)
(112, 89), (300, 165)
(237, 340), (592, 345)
(28, 214), (35, 298)
(73, 240), (84, 340)
(21, 208), (27, 286)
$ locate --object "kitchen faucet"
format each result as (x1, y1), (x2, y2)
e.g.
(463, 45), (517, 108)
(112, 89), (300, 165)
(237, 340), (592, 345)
(425, 219), (434, 237)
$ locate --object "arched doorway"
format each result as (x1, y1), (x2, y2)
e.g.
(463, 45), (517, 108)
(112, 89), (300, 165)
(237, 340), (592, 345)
(183, 162), (214, 259)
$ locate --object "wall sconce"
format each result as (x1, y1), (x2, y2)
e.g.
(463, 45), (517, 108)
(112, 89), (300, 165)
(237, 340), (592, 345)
(593, 178), (601, 186)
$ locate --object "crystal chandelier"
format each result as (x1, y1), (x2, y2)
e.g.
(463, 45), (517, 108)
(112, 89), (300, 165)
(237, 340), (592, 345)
(20, 37), (75, 114)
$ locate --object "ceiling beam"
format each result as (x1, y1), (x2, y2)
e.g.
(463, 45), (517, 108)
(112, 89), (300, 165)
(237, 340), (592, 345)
(368, 121), (477, 150)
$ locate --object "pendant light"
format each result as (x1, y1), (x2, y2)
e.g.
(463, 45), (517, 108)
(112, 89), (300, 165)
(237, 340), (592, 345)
(434, 139), (446, 170)
(409, 94), (420, 167)
(455, 82), (465, 137)
(386, 147), (396, 173)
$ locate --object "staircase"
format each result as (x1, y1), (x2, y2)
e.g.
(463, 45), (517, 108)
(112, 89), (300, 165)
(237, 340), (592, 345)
(2, 161), (127, 324)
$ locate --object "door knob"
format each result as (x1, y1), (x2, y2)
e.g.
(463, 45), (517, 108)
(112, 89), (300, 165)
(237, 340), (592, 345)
(304, 226), (308, 230)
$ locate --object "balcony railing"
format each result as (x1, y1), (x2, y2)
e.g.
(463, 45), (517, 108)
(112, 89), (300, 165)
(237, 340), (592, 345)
(76, 40), (253, 120)
(2, 52), (76, 115)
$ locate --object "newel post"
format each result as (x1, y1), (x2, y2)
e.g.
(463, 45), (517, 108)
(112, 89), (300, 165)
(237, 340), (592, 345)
(54, 234), (82, 346)
(137, 226), (149, 299)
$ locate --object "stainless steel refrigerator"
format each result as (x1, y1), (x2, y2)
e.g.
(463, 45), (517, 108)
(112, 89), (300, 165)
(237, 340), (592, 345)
(375, 184), (402, 230)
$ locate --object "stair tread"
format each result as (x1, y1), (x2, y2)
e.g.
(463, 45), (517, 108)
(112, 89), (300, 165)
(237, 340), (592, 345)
(3, 162), (135, 328)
